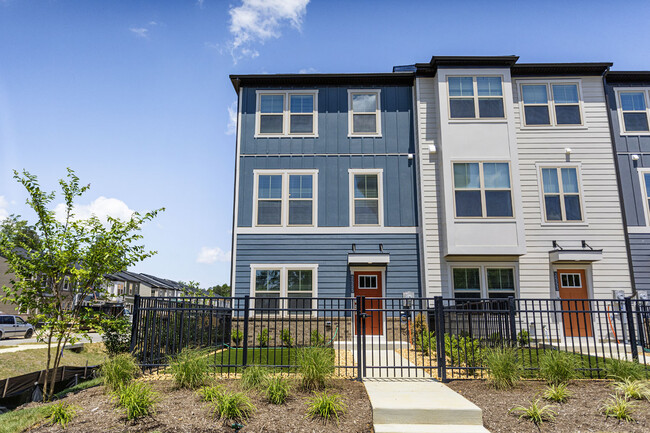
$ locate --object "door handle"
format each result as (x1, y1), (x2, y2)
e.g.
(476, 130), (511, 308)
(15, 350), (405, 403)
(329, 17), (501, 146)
(359, 313), (371, 319)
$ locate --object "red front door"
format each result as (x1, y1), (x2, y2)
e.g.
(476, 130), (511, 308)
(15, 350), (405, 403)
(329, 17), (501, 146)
(354, 271), (383, 335)
(557, 269), (593, 337)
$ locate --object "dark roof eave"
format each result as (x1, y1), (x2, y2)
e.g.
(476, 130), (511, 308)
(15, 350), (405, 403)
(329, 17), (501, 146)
(229, 72), (414, 92)
(606, 71), (650, 83)
(512, 63), (612, 76)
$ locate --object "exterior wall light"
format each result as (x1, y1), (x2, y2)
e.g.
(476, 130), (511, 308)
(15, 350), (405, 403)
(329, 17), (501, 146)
(428, 145), (437, 153)
(632, 154), (640, 161)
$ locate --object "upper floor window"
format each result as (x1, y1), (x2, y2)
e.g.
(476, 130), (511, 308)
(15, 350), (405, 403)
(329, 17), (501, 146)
(540, 166), (583, 222)
(448, 76), (504, 119)
(618, 90), (650, 133)
(349, 169), (384, 226)
(254, 170), (317, 227)
(255, 91), (318, 137)
(453, 162), (513, 218)
(521, 82), (582, 126)
(348, 90), (381, 136)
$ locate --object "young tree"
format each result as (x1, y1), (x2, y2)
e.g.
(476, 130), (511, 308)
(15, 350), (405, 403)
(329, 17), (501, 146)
(0, 169), (163, 400)
(208, 283), (231, 297)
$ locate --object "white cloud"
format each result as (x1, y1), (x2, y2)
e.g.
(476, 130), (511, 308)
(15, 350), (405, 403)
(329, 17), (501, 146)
(227, 0), (310, 62)
(196, 247), (231, 264)
(129, 27), (149, 38)
(298, 67), (317, 74)
(0, 196), (8, 221)
(54, 197), (135, 223)
(196, 0), (205, 8)
(226, 100), (237, 135)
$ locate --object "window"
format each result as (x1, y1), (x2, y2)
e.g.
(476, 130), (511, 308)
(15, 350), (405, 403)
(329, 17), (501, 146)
(540, 166), (583, 222)
(349, 169), (383, 226)
(638, 170), (650, 226)
(15, 317), (26, 324)
(348, 90), (381, 136)
(560, 273), (582, 288)
(521, 82), (582, 126)
(251, 265), (317, 315)
(254, 170), (317, 227)
(453, 162), (513, 218)
(358, 275), (378, 289)
(256, 91), (318, 137)
(619, 91), (649, 132)
(448, 76), (504, 119)
(451, 265), (517, 301)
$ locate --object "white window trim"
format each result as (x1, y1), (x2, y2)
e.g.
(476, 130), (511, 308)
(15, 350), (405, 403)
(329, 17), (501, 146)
(348, 168), (384, 227)
(253, 169), (319, 228)
(446, 75), (506, 121)
(517, 79), (585, 128)
(448, 262), (519, 298)
(348, 89), (382, 137)
(451, 161), (515, 220)
(249, 263), (319, 317)
(637, 167), (650, 226)
(536, 163), (587, 225)
(255, 90), (319, 138)
(614, 88), (650, 136)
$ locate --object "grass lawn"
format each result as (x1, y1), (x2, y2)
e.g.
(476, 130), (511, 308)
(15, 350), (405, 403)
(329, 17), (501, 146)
(0, 343), (106, 379)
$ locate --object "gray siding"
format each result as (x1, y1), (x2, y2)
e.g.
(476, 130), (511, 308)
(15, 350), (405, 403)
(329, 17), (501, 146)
(234, 234), (420, 298)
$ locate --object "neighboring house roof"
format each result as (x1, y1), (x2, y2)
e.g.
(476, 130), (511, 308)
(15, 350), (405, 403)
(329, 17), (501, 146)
(606, 71), (650, 83)
(104, 271), (185, 291)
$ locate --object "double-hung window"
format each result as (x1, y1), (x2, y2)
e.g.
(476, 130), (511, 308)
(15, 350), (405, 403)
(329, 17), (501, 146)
(256, 91), (318, 137)
(521, 82), (582, 126)
(251, 265), (317, 315)
(349, 169), (383, 226)
(540, 166), (583, 222)
(453, 162), (513, 218)
(638, 169), (650, 225)
(619, 91), (650, 133)
(452, 265), (517, 305)
(448, 76), (505, 119)
(348, 90), (381, 136)
(254, 170), (317, 227)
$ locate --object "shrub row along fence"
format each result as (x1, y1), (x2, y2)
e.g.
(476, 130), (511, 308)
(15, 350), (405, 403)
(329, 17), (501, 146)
(130, 295), (650, 381)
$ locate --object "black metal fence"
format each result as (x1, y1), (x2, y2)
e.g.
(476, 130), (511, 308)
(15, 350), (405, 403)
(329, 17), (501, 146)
(130, 295), (650, 381)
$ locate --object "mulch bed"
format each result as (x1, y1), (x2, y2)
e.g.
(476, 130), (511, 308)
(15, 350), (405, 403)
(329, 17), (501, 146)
(447, 379), (650, 433)
(26, 379), (373, 433)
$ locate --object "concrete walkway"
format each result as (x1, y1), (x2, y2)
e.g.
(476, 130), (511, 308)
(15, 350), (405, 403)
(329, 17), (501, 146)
(0, 333), (101, 354)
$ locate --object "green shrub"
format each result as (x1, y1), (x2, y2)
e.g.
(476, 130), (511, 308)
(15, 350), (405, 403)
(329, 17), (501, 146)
(413, 313), (428, 337)
(310, 330), (325, 347)
(538, 351), (577, 385)
(605, 358), (646, 381)
(241, 365), (270, 390)
(257, 329), (269, 347)
(46, 402), (77, 429)
(114, 382), (159, 422)
(517, 330), (530, 347)
(212, 390), (256, 421)
(231, 329), (243, 347)
(487, 332), (503, 347)
(445, 334), (482, 368)
(264, 376), (291, 404)
(485, 347), (522, 389)
(614, 378), (650, 400)
(100, 317), (132, 357)
(280, 329), (294, 348)
(543, 383), (572, 403)
(198, 385), (224, 403)
(416, 330), (435, 354)
(510, 398), (557, 425)
(601, 394), (636, 422)
(298, 347), (335, 390)
(306, 392), (347, 424)
(169, 348), (210, 389)
(99, 353), (139, 392)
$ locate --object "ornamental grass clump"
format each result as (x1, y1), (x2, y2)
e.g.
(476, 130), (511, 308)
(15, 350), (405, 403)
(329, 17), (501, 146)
(169, 348), (210, 389)
(605, 358), (646, 381)
(212, 390), (256, 421)
(198, 385), (224, 403)
(485, 347), (522, 390)
(543, 383), (572, 403)
(538, 351), (577, 385)
(306, 392), (347, 424)
(298, 347), (335, 391)
(241, 365), (270, 390)
(614, 378), (650, 401)
(601, 393), (636, 422)
(46, 402), (78, 429)
(264, 376), (291, 405)
(99, 353), (139, 393)
(114, 382), (159, 422)
(510, 398), (557, 426)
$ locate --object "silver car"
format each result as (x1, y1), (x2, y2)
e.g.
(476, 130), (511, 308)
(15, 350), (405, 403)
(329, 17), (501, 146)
(0, 315), (34, 339)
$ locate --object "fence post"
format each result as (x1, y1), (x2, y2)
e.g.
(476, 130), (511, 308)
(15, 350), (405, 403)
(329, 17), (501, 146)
(242, 296), (250, 368)
(508, 296), (517, 347)
(624, 297), (639, 362)
(129, 295), (141, 354)
(434, 296), (446, 383)
(355, 296), (363, 381)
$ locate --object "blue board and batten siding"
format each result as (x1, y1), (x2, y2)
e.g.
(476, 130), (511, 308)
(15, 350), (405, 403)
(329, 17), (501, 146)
(605, 81), (650, 292)
(233, 82), (421, 298)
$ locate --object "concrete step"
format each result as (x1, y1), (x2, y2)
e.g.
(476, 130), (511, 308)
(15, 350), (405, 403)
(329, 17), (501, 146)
(374, 424), (490, 433)
(364, 381), (483, 426)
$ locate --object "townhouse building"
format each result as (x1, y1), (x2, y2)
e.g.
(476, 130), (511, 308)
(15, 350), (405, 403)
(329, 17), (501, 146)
(229, 73), (421, 332)
(604, 71), (650, 296)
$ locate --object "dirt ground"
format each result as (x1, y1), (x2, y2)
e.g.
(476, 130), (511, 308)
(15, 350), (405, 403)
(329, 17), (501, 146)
(26, 379), (373, 433)
(447, 379), (650, 433)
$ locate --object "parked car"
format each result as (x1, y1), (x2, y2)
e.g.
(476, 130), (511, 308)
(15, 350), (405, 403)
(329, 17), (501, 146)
(0, 315), (34, 339)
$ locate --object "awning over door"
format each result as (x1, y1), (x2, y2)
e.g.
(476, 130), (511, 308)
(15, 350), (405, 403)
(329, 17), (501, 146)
(347, 253), (390, 265)
(549, 249), (603, 263)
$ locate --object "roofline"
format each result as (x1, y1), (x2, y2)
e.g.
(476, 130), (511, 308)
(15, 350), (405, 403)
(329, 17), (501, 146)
(229, 72), (414, 92)
(511, 62), (612, 76)
(605, 71), (650, 83)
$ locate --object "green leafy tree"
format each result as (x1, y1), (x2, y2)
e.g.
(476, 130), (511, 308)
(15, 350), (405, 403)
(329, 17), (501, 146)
(208, 283), (231, 297)
(0, 168), (162, 400)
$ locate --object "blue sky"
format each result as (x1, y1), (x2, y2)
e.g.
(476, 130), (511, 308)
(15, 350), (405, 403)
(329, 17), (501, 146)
(1, 0), (649, 288)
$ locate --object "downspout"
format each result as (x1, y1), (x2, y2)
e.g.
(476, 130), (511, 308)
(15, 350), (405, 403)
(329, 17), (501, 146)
(603, 71), (638, 297)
